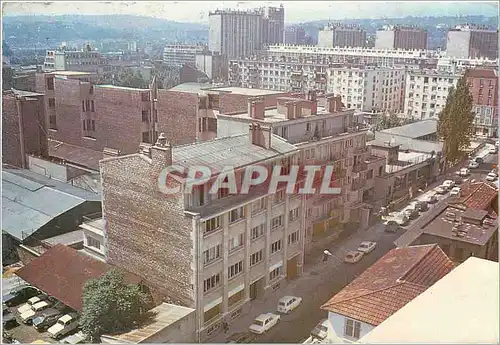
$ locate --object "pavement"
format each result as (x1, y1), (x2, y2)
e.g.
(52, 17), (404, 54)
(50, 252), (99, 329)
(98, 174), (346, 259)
(210, 151), (497, 344)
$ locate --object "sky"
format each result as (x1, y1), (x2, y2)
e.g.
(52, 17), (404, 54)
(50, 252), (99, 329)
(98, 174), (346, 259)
(2, 1), (498, 23)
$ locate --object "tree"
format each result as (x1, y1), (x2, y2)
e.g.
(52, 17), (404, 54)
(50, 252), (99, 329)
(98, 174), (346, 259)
(376, 112), (402, 130)
(2, 66), (14, 90)
(80, 269), (153, 343)
(437, 74), (475, 167)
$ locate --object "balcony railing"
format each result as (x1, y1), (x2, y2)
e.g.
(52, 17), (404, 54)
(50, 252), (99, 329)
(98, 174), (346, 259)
(352, 162), (368, 173)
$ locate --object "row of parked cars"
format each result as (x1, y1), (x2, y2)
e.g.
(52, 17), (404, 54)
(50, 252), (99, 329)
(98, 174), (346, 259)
(2, 284), (79, 340)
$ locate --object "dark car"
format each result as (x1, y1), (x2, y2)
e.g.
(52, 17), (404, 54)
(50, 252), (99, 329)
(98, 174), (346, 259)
(33, 308), (64, 332)
(310, 319), (328, 340)
(3, 312), (18, 330)
(3, 286), (39, 307)
(226, 332), (256, 343)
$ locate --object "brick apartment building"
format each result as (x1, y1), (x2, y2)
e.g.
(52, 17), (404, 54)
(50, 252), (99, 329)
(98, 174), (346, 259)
(2, 89), (48, 168)
(100, 94), (373, 340)
(466, 68), (498, 137)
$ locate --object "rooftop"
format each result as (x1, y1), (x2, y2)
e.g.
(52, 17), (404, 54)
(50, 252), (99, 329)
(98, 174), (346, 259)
(10, 89), (44, 97)
(379, 120), (438, 139)
(359, 257), (499, 344)
(172, 133), (298, 174)
(49, 139), (102, 171)
(48, 71), (93, 76)
(210, 86), (287, 96)
(458, 181), (499, 210)
(15, 244), (141, 311)
(321, 244), (454, 326)
(96, 84), (148, 91)
(103, 303), (195, 343)
(2, 168), (100, 241)
(41, 230), (84, 247)
(167, 82), (213, 94)
(465, 68), (498, 79)
(369, 131), (443, 154)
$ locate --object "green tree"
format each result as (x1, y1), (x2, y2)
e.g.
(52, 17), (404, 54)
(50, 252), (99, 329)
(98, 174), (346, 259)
(80, 269), (153, 343)
(437, 74), (475, 167)
(376, 112), (403, 130)
(2, 66), (14, 90)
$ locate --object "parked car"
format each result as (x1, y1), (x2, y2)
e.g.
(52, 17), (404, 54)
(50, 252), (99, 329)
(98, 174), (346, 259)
(453, 175), (464, 185)
(449, 187), (461, 197)
(384, 220), (399, 233)
(33, 309), (65, 332)
(403, 207), (419, 220)
(47, 313), (79, 339)
(394, 214), (410, 226)
(435, 186), (447, 195)
(486, 173), (497, 182)
(3, 312), (18, 330)
(277, 296), (302, 314)
(249, 313), (280, 334)
(59, 331), (87, 344)
(3, 286), (39, 307)
(488, 146), (498, 154)
(19, 301), (52, 324)
(344, 251), (364, 263)
(468, 160), (480, 169)
(226, 332), (256, 344)
(459, 168), (470, 177)
(310, 319), (329, 341)
(413, 201), (428, 212)
(357, 241), (377, 254)
(490, 168), (498, 176)
(17, 295), (49, 314)
(442, 180), (455, 190)
(423, 193), (438, 204)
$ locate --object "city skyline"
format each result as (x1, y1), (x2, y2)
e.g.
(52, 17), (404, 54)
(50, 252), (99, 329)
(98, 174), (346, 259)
(2, 1), (499, 24)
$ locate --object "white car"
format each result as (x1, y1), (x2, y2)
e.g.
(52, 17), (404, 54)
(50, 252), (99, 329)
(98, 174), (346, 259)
(449, 187), (461, 197)
(277, 296), (302, 314)
(310, 319), (329, 341)
(442, 180), (455, 189)
(486, 173), (498, 182)
(48, 313), (79, 339)
(344, 251), (364, 263)
(459, 168), (470, 177)
(468, 161), (480, 169)
(249, 313), (280, 334)
(19, 301), (51, 324)
(17, 295), (47, 314)
(435, 186), (447, 195)
(394, 214), (409, 226)
(489, 146), (498, 154)
(423, 193), (438, 204)
(357, 241), (377, 254)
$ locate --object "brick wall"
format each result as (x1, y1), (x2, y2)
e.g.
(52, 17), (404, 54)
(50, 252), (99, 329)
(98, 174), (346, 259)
(2, 94), (22, 167)
(157, 90), (198, 145)
(101, 154), (195, 307)
(219, 91), (302, 114)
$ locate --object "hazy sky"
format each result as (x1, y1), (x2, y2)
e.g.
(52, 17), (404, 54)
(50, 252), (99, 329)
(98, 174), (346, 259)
(2, 1), (498, 23)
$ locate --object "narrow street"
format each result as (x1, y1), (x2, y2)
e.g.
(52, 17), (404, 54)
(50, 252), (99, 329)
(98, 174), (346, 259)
(211, 150), (496, 344)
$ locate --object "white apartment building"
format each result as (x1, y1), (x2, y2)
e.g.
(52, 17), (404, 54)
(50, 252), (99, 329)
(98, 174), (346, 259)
(163, 44), (207, 67)
(326, 66), (406, 112)
(403, 69), (462, 120)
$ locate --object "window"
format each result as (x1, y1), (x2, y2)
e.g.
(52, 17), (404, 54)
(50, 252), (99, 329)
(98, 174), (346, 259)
(203, 244), (222, 265)
(49, 115), (57, 129)
(141, 92), (150, 101)
(90, 100), (95, 112)
(47, 77), (54, 90)
(271, 215), (284, 230)
(48, 98), (55, 107)
(251, 224), (265, 240)
(344, 318), (361, 339)
(87, 236), (101, 249)
(367, 169), (373, 179)
(82, 100), (85, 112)
(228, 233), (244, 252)
(82, 119), (86, 130)
(271, 239), (282, 254)
(250, 250), (263, 266)
(91, 120), (95, 131)
(142, 110), (149, 122)
(204, 216), (221, 234)
(228, 261), (243, 279)
(288, 230), (299, 244)
(252, 198), (266, 214)
(229, 207), (244, 223)
(142, 131), (150, 143)
(289, 208), (299, 221)
(306, 123), (312, 132)
(203, 273), (221, 292)
(269, 266), (282, 281)
(86, 100), (90, 111)
(274, 190), (285, 204)
(281, 126), (288, 139)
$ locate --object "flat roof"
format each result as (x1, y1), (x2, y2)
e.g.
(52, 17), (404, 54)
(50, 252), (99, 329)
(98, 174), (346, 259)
(49, 71), (93, 76)
(211, 86), (287, 96)
(220, 106), (350, 123)
(96, 85), (148, 91)
(48, 139), (102, 171)
(359, 257), (499, 344)
(42, 230), (84, 247)
(380, 119), (438, 139)
(104, 303), (195, 343)
(369, 132), (443, 154)
(168, 82), (212, 94)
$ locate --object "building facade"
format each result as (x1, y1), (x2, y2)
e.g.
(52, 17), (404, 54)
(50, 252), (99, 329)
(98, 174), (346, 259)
(318, 23), (366, 48)
(43, 48), (108, 73)
(466, 68), (498, 137)
(163, 45), (208, 67)
(375, 25), (428, 50)
(284, 27), (306, 45)
(446, 25), (499, 60)
(403, 69), (462, 120)
(326, 65), (406, 112)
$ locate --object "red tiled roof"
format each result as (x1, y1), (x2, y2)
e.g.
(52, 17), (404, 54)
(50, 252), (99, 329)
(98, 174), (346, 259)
(460, 182), (498, 211)
(321, 244), (454, 325)
(15, 244), (142, 311)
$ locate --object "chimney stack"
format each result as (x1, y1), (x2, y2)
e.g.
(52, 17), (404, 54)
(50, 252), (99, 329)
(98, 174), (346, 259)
(285, 101), (295, 120)
(326, 95), (336, 113)
(249, 123), (272, 149)
(307, 90), (318, 115)
(151, 132), (172, 167)
(248, 96), (265, 120)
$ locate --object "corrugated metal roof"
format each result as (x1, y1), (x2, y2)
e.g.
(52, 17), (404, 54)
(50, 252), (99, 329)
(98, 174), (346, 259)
(2, 169), (100, 241)
(172, 134), (298, 173)
(380, 120), (438, 139)
(370, 132), (443, 154)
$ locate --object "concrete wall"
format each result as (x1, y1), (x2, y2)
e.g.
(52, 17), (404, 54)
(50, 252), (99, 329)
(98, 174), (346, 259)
(145, 308), (197, 343)
(446, 31), (470, 59)
(327, 312), (375, 343)
(375, 31), (395, 49)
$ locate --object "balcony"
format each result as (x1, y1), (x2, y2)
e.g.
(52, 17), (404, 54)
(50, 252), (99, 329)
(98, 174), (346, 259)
(352, 162), (368, 173)
(351, 179), (366, 191)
